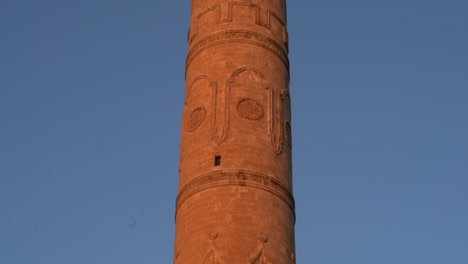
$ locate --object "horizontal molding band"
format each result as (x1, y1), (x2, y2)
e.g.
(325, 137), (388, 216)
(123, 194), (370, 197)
(186, 30), (289, 74)
(175, 169), (295, 221)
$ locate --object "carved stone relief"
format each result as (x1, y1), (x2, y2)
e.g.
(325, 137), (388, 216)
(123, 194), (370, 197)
(229, 68), (269, 126)
(176, 232), (295, 264)
(185, 75), (217, 133)
(203, 231), (229, 264)
(185, 69), (286, 155)
(237, 98), (264, 120)
(214, 67), (269, 144)
(193, 2), (287, 35)
(226, 67), (281, 152)
(187, 2), (290, 74)
(250, 233), (274, 264)
(186, 29), (290, 79)
(188, 107), (207, 132)
(175, 169), (295, 221)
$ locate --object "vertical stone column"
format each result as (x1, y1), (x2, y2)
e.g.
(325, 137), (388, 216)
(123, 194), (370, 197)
(175, 0), (295, 263)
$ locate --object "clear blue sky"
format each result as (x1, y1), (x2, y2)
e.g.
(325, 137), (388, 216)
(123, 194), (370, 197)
(1, 0), (467, 263)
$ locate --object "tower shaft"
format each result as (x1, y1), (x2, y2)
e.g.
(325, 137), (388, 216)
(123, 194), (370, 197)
(175, 1), (295, 263)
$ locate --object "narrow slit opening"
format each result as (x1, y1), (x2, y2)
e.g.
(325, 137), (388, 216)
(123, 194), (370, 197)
(214, 156), (221, 166)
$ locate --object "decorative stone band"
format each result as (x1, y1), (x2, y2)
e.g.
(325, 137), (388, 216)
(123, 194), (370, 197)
(186, 30), (289, 75)
(176, 169), (295, 221)
(189, 2), (288, 46)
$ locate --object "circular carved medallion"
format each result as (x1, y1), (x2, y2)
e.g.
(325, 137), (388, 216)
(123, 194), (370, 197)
(236, 98), (264, 120)
(188, 107), (206, 132)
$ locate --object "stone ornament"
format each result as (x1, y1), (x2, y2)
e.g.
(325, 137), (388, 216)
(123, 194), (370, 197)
(237, 98), (264, 120)
(250, 233), (273, 264)
(175, 170), (295, 220)
(204, 231), (229, 264)
(188, 106), (207, 132)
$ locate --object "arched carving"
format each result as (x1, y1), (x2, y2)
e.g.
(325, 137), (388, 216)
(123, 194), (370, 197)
(230, 66), (268, 86)
(228, 67), (270, 141)
(185, 75), (217, 106)
(185, 75), (217, 133)
(215, 66), (282, 153)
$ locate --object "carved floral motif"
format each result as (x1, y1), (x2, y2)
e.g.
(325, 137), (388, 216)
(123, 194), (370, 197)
(237, 98), (264, 120)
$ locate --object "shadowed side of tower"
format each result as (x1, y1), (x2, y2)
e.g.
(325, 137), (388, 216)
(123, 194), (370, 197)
(175, 1), (295, 263)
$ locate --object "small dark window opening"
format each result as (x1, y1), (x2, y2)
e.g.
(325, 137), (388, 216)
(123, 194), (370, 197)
(214, 156), (221, 166)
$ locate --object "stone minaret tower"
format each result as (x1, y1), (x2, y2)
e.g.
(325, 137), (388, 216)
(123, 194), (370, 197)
(175, 0), (295, 263)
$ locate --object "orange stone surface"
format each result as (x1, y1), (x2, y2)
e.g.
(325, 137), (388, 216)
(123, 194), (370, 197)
(174, 0), (295, 263)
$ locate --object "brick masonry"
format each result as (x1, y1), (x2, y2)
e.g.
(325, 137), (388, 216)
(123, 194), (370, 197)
(175, 1), (295, 263)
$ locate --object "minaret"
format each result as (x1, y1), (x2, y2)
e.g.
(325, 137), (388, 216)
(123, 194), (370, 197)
(175, 0), (295, 263)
